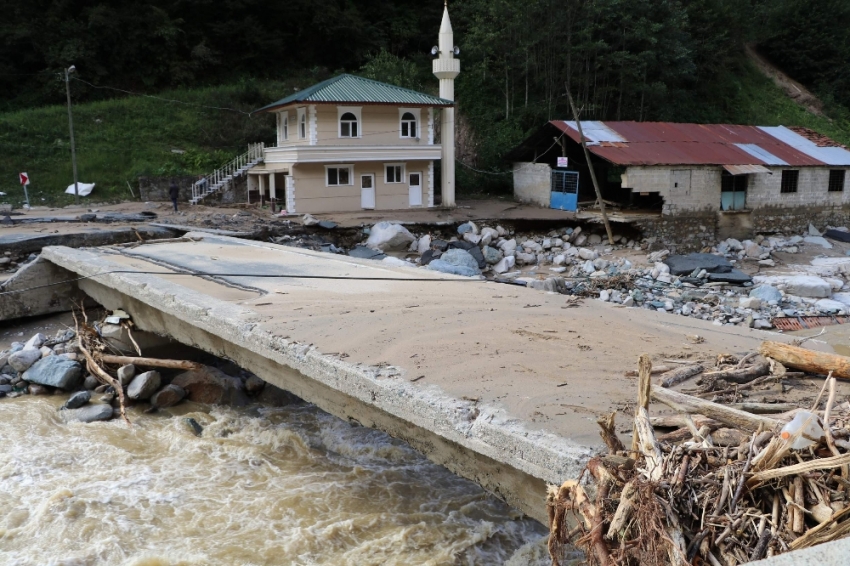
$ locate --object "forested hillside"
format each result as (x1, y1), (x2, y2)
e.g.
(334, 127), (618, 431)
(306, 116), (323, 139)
(1, 0), (849, 201)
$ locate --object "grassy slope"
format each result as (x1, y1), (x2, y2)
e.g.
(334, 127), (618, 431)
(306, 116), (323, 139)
(0, 81), (292, 207)
(1, 60), (849, 207)
(704, 59), (850, 146)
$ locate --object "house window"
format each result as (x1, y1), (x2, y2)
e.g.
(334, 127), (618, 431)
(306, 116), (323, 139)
(298, 108), (307, 139)
(828, 169), (846, 192)
(780, 170), (799, 193)
(385, 164), (404, 183)
(326, 165), (353, 186)
(340, 112), (358, 137)
(278, 112), (289, 142)
(401, 112), (417, 138)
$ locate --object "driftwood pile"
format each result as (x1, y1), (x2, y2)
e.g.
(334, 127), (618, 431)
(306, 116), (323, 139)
(547, 341), (850, 566)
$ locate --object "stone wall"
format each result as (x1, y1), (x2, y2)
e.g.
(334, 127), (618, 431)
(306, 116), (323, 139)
(138, 175), (248, 205)
(512, 162), (551, 207)
(751, 204), (850, 234)
(138, 176), (197, 202)
(632, 209), (718, 252)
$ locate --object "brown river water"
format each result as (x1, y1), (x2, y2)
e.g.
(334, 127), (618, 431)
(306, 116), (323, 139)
(0, 394), (550, 566)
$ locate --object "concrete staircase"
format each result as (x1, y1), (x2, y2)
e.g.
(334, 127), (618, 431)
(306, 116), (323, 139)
(190, 143), (264, 204)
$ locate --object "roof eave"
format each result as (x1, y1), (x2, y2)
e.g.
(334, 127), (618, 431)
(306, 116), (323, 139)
(253, 99), (454, 115)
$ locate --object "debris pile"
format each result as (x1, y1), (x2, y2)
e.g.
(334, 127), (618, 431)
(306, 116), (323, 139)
(0, 309), (296, 421)
(547, 342), (850, 566)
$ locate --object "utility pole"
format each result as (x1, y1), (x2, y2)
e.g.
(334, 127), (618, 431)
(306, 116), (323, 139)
(566, 86), (614, 245)
(65, 66), (79, 205)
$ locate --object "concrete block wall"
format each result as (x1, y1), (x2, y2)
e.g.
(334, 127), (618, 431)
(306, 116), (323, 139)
(622, 166), (721, 214)
(747, 167), (850, 208)
(513, 162), (551, 207)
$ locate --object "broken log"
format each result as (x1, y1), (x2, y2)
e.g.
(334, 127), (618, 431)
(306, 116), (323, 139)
(728, 402), (797, 414)
(702, 360), (770, 384)
(660, 364), (704, 388)
(624, 365), (672, 376)
(760, 341), (850, 379)
(650, 415), (720, 429)
(100, 354), (202, 371)
(650, 385), (781, 433)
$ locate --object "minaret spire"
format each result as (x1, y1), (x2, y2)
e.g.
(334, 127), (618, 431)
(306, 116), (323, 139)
(433, 2), (460, 208)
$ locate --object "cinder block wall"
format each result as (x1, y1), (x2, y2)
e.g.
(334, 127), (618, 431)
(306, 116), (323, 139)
(622, 166), (721, 214)
(512, 162), (551, 207)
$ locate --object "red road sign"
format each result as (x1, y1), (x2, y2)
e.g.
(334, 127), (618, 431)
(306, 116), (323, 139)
(19, 172), (29, 186)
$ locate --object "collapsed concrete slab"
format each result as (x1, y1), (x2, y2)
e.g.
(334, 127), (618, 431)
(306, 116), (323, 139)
(0, 225), (178, 257)
(0, 257), (91, 320)
(32, 234), (780, 523)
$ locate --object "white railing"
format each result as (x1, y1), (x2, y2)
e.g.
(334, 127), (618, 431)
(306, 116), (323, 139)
(191, 142), (264, 204)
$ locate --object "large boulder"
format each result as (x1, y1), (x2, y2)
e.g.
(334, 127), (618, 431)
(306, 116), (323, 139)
(803, 236), (833, 249)
(447, 240), (486, 268)
(815, 299), (847, 313)
(151, 384), (187, 408)
(22, 356), (82, 390)
(753, 275), (833, 299)
(492, 255), (516, 275)
(127, 370), (161, 401)
(482, 246), (502, 265)
(171, 366), (250, 406)
(63, 391), (91, 410)
(750, 285), (782, 303)
(427, 248), (480, 277)
(664, 253), (732, 275)
(64, 404), (113, 423)
(365, 222), (415, 251)
(8, 348), (42, 372)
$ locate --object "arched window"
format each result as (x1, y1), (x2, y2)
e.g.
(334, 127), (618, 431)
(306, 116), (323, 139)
(299, 112), (307, 139)
(340, 112), (358, 137)
(278, 112), (289, 143)
(400, 112), (417, 138)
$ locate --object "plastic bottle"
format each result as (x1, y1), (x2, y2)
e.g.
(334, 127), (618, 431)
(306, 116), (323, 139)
(779, 411), (825, 450)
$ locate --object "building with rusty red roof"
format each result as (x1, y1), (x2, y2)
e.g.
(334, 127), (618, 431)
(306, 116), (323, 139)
(507, 121), (850, 245)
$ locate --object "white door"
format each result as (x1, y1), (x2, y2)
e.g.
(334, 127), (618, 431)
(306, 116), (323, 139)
(360, 174), (375, 209)
(408, 172), (422, 206)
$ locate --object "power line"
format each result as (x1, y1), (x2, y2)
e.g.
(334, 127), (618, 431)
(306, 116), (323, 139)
(0, 269), (488, 296)
(71, 77), (252, 115)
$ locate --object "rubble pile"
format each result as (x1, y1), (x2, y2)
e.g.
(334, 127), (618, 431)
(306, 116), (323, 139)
(345, 219), (850, 331)
(548, 343), (850, 566)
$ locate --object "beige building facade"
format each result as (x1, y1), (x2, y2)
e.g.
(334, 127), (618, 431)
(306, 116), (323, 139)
(248, 75), (451, 214)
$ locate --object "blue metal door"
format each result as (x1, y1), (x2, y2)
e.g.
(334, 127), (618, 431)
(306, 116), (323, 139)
(551, 170), (579, 211)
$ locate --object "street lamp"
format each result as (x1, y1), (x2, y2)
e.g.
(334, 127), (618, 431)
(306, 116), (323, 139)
(64, 65), (79, 204)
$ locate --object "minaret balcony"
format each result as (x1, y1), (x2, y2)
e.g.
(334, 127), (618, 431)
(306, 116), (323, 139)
(433, 58), (460, 79)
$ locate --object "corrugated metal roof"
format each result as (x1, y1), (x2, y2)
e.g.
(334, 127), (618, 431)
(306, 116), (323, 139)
(254, 74), (453, 113)
(549, 121), (850, 167)
(723, 164), (772, 175)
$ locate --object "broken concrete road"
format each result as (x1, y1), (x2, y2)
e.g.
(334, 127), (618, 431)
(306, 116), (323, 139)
(29, 233), (805, 521)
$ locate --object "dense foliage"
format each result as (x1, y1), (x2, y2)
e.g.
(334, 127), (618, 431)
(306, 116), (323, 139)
(1, 0), (849, 200)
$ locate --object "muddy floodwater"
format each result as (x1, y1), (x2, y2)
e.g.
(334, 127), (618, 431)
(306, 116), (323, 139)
(0, 396), (548, 565)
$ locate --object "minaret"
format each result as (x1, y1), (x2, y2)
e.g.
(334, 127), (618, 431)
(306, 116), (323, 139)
(433, 1), (459, 207)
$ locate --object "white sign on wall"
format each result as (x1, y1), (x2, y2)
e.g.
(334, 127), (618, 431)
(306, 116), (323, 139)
(556, 157), (569, 168)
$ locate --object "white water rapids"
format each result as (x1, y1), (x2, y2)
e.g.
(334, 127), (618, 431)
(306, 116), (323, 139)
(0, 396), (549, 565)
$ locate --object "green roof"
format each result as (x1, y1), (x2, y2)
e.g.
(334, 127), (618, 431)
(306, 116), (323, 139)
(254, 74), (453, 113)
